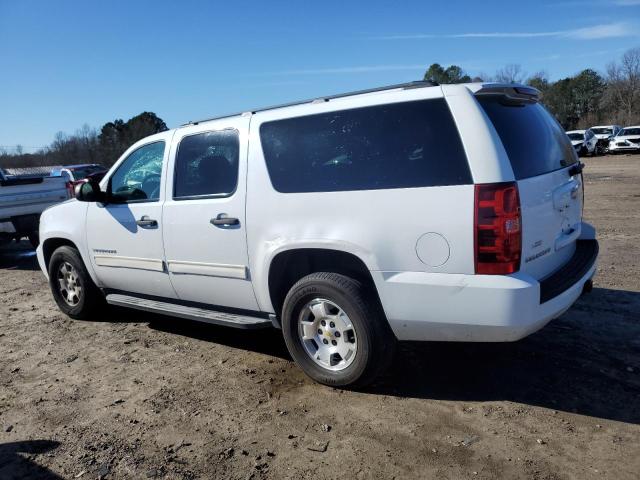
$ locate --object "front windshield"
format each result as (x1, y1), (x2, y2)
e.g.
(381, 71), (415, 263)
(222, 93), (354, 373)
(620, 128), (640, 136)
(567, 133), (584, 141)
(591, 128), (612, 135)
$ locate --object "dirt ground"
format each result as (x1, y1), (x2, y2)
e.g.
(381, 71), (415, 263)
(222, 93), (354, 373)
(1, 154), (639, 480)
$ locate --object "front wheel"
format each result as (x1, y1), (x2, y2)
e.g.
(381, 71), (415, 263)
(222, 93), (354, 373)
(48, 245), (105, 319)
(281, 272), (395, 387)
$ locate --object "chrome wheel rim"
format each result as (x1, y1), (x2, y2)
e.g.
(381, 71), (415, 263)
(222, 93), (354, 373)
(298, 298), (358, 371)
(57, 261), (82, 306)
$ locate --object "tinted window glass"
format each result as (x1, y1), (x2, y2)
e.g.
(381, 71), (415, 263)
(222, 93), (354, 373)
(174, 130), (239, 198)
(110, 142), (165, 202)
(477, 97), (577, 180)
(260, 99), (471, 193)
(70, 166), (104, 180)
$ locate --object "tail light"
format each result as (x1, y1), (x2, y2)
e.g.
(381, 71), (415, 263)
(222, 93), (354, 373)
(474, 182), (521, 274)
(65, 181), (75, 199)
(66, 179), (85, 199)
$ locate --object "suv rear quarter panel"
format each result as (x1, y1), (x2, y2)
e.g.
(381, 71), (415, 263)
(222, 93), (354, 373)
(246, 87), (480, 313)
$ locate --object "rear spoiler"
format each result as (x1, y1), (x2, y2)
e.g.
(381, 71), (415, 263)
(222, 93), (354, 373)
(473, 83), (540, 104)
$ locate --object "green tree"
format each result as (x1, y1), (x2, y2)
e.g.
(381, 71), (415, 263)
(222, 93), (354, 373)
(97, 112), (168, 166)
(423, 63), (472, 84)
(527, 71), (550, 93)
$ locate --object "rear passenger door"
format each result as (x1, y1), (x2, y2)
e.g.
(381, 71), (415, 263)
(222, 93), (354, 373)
(162, 117), (259, 311)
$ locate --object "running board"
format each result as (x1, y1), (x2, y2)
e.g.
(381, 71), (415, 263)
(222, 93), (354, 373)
(105, 294), (272, 329)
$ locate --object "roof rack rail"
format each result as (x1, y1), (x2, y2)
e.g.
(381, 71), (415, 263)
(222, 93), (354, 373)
(182, 80), (439, 126)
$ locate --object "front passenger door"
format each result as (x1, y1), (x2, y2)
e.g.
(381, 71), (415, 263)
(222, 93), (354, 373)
(162, 118), (259, 311)
(86, 134), (177, 299)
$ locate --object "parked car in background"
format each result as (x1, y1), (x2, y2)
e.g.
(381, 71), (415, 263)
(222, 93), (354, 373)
(38, 82), (597, 387)
(0, 168), (72, 247)
(50, 164), (107, 191)
(590, 125), (622, 154)
(609, 126), (640, 153)
(566, 129), (598, 156)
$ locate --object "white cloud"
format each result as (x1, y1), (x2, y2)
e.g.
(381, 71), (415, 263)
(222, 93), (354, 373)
(566, 23), (635, 39)
(376, 22), (636, 41)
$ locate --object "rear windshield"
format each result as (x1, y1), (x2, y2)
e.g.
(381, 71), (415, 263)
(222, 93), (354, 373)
(477, 97), (577, 180)
(591, 127), (612, 135)
(567, 133), (584, 141)
(259, 98), (471, 193)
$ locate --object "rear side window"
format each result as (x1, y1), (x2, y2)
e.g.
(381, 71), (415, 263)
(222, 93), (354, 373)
(477, 97), (577, 180)
(259, 99), (471, 193)
(174, 130), (239, 199)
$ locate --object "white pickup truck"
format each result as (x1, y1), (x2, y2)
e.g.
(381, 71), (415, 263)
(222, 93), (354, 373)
(0, 168), (71, 247)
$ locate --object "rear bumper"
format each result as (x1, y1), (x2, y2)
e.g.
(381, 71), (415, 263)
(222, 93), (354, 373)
(374, 239), (598, 342)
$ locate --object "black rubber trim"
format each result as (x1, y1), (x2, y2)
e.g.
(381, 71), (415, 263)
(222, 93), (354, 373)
(539, 239), (598, 304)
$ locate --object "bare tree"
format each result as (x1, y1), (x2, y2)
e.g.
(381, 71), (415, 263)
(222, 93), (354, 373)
(495, 64), (526, 84)
(602, 47), (640, 125)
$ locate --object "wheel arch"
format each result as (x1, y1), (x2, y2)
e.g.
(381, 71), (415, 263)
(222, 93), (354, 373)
(266, 247), (385, 319)
(42, 237), (100, 286)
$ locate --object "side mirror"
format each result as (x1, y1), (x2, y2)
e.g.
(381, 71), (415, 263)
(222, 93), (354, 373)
(75, 181), (105, 203)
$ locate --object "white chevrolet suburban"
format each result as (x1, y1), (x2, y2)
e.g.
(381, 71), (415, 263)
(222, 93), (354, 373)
(37, 82), (598, 387)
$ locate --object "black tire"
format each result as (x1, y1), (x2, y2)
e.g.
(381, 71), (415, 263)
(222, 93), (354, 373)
(28, 232), (40, 249)
(281, 272), (395, 388)
(48, 245), (105, 319)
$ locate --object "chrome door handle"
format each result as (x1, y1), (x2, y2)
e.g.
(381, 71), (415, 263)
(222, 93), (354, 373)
(136, 215), (158, 227)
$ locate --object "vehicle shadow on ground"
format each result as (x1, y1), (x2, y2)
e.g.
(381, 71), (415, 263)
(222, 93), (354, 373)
(113, 288), (640, 425)
(111, 306), (292, 361)
(0, 440), (62, 479)
(0, 242), (39, 271)
(368, 287), (640, 425)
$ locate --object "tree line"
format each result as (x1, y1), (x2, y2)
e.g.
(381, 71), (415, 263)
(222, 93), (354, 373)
(425, 47), (640, 130)
(2, 47), (638, 170)
(0, 112), (167, 170)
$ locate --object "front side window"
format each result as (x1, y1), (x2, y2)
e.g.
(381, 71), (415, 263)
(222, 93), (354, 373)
(259, 99), (471, 193)
(109, 142), (165, 202)
(174, 130), (239, 199)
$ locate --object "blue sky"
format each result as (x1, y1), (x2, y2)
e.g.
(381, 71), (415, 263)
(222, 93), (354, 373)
(1, 0), (639, 151)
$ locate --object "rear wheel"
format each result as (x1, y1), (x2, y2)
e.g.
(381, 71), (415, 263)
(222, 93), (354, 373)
(281, 272), (395, 387)
(48, 246), (104, 319)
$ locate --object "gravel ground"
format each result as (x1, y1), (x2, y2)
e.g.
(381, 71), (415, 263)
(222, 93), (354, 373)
(1, 154), (639, 480)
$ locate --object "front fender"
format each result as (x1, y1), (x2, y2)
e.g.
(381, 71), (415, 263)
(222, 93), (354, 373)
(38, 201), (100, 286)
